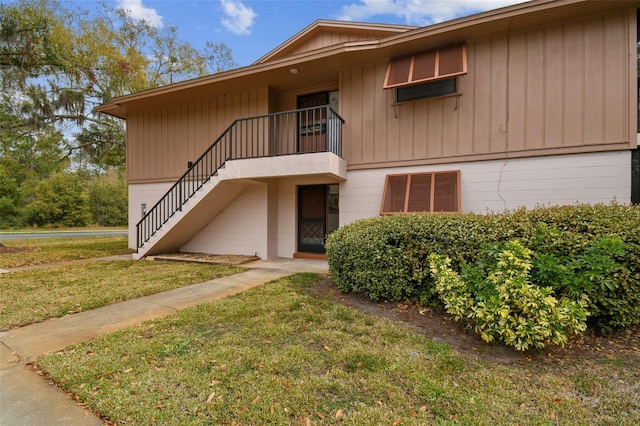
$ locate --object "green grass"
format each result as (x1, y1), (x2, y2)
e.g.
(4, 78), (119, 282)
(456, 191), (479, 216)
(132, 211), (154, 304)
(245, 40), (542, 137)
(0, 261), (242, 330)
(0, 235), (130, 268)
(36, 274), (640, 425)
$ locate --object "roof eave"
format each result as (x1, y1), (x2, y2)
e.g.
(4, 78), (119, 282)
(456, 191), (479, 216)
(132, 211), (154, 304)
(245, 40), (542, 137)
(98, 0), (640, 119)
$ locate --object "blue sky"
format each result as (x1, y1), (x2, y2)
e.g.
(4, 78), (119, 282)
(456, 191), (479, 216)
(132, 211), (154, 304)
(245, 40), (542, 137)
(75, 0), (529, 66)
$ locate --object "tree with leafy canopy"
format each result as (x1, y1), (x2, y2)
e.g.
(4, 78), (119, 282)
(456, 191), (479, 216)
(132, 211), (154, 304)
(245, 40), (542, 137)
(1, 0), (238, 228)
(0, 0), (238, 170)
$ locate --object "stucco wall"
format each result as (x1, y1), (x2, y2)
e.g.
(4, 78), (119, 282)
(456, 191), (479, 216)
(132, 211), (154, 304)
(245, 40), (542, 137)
(128, 182), (173, 250)
(339, 151), (632, 226)
(180, 183), (268, 258)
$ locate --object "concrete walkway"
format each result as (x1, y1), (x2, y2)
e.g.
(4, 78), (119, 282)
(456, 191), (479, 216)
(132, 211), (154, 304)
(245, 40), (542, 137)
(0, 257), (328, 425)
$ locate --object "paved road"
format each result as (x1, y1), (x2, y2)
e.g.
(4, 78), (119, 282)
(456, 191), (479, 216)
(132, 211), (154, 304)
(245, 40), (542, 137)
(0, 230), (127, 240)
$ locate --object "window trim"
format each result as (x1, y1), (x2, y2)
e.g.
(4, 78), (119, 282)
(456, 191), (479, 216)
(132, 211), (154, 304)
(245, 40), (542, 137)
(380, 170), (461, 215)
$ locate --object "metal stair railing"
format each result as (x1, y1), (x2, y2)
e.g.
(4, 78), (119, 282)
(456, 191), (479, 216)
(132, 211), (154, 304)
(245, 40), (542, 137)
(136, 105), (344, 250)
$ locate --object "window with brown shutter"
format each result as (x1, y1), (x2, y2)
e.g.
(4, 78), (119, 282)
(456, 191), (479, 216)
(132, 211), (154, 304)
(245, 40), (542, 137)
(383, 44), (467, 89)
(380, 171), (461, 214)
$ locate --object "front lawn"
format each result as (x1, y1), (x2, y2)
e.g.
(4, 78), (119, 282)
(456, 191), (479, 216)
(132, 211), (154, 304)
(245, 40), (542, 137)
(36, 274), (640, 425)
(0, 235), (130, 268)
(0, 261), (242, 330)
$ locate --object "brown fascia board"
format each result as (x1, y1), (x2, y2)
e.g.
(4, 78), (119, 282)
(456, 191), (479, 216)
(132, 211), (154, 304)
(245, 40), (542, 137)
(97, 0), (640, 119)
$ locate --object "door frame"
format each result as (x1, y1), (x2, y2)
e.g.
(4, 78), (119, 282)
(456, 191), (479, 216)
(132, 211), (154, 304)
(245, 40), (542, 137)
(296, 184), (339, 255)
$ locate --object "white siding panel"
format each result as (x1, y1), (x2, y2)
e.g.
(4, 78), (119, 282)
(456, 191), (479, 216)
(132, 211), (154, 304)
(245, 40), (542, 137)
(340, 151), (631, 225)
(277, 179), (297, 258)
(337, 169), (386, 225)
(181, 184), (268, 257)
(128, 182), (173, 249)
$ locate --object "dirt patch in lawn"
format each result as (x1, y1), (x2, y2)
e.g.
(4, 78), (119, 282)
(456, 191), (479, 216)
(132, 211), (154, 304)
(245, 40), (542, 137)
(0, 244), (32, 255)
(152, 252), (259, 266)
(308, 278), (640, 367)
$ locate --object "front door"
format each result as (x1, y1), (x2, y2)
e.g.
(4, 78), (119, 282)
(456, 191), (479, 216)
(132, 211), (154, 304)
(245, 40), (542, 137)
(297, 92), (328, 153)
(296, 91), (339, 154)
(297, 184), (339, 254)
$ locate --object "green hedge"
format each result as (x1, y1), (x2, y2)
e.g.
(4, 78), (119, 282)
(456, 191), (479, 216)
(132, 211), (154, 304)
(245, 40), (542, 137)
(325, 204), (640, 332)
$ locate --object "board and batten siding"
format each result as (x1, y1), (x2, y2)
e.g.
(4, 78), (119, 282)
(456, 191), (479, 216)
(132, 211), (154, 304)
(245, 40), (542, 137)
(126, 87), (269, 183)
(339, 150), (632, 225)
(285, 30), (382, 57)
(340, 9), (635, 170)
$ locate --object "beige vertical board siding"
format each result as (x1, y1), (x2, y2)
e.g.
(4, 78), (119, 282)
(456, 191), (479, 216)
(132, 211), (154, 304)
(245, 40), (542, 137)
(490, 37), (508, 153)
(583, 15), (605, 145)
(603, 12), (627, 144)
(343, 66), (364, 163)
(342, 9), (633, 170)
(457, 63), (475, 155)
(471, 38), (493, 154)
(339, 151), (631, 225)
(507, 31), (527, 152)
(563, 20), (585, 146)
(524, 29), (545, 150)
(288, 30), (382, 57)
(399, 84), (417, 160)
(375, 67), (391, 163)
(442, 96), (460, 157)
(181, 183), (268, 258)
(126, 87), (269, 183)
(544, 25), (565, 148)
(361, 64), (377, 164)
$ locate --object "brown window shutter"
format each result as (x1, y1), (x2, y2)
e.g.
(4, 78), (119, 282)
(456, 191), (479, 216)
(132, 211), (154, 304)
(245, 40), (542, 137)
(438, 45), (466, 77)
(411, 50), (437, 82)
(380, 171), (461, 214)
(384, 44), (466, 89)
(381, 175), (408, 213)
(407, 174), (432, 212)
(384, 56), (413, 88)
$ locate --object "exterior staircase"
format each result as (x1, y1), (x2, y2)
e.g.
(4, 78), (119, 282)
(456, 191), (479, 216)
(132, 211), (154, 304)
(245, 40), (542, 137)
(134, 105), (345, 259)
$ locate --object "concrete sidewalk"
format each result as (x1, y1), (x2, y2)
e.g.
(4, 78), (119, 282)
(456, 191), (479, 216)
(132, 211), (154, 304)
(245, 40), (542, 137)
(0, 257), (328, 425)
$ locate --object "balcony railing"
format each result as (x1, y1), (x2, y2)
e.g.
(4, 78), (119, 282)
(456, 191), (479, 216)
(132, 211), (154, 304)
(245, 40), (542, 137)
(136, 105), (344, 249)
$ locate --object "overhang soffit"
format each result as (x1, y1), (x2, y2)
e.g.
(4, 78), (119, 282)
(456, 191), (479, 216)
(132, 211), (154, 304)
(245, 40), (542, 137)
(98, 0), (640, 118)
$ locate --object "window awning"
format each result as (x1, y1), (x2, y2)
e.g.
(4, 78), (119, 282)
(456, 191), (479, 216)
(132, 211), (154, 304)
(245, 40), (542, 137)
(383, 44), (467, 89)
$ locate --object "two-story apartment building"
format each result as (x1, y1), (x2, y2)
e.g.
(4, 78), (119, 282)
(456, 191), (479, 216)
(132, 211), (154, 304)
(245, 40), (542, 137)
(98, 0), (640, 260)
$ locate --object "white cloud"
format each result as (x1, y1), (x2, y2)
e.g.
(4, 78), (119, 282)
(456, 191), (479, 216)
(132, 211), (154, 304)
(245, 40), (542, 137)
(117, 0), (163, 28)
(220, 0), (257, 36)
(337, 0), (528, 26)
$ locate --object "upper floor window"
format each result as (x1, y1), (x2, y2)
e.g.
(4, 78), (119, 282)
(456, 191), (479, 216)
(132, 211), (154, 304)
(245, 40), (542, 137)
(395, 77), (457, 103)
(380, 171), (461, 214)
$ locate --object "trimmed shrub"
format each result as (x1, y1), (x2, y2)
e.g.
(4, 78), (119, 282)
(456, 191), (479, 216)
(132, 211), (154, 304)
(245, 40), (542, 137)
(429, 241), (589, 351)
(326, 204), (640, 332)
